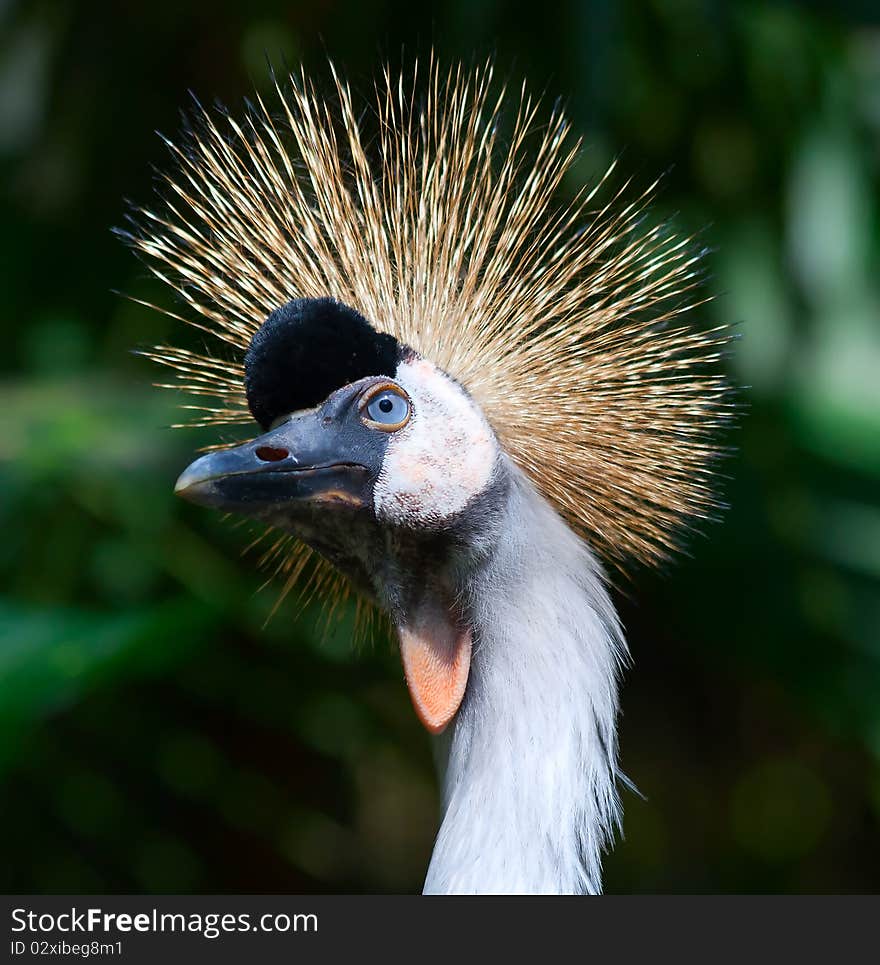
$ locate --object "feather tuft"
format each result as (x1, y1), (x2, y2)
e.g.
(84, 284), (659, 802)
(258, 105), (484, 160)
(124, 57), (732, 592)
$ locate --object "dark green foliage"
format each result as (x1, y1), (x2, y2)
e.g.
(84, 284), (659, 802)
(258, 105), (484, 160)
(1, 0), (878, 892)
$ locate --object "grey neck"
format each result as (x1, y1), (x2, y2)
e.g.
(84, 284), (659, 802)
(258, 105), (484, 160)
(423, 461), (626, 894)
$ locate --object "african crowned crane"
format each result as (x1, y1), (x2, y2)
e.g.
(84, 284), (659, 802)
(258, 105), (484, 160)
(121, 60), (730, 894)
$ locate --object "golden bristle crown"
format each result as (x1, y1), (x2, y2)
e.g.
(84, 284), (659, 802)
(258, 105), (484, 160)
(124, 58), (731, 572)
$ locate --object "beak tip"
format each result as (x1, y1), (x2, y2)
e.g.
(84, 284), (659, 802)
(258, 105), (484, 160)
(174, 463), (212, 503)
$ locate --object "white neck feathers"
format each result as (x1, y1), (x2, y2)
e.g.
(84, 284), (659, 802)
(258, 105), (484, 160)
(423, 462), (627, 894)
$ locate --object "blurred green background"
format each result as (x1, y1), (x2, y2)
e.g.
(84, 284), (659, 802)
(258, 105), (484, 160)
(1, 0), (879, 893)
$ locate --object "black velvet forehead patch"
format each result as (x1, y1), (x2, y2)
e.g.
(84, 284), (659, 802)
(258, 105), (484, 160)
(244, 298), (402, 429)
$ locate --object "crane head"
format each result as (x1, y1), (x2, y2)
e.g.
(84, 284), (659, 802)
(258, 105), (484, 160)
(123, 60), (733, 736)
(176, 296), (505, 733)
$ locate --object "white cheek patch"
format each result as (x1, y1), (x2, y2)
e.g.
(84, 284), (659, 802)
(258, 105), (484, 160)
(374, 358), (498, 526)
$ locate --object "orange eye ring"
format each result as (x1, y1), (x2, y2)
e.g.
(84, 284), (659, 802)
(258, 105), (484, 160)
(359, 381), (412, 432)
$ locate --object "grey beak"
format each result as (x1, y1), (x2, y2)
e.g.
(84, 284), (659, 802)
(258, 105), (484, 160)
(174, 410), (372, 514)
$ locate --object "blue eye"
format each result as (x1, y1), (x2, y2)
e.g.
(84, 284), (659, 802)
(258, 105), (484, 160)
(363, 388), (411, 429)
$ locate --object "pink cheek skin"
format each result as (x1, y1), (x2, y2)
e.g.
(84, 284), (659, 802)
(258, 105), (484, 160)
(397, 454), (432, 487)
(373, 359), (497, 525)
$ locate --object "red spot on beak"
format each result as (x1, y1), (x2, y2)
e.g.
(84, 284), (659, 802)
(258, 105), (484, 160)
(255, 446), (289, 462)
